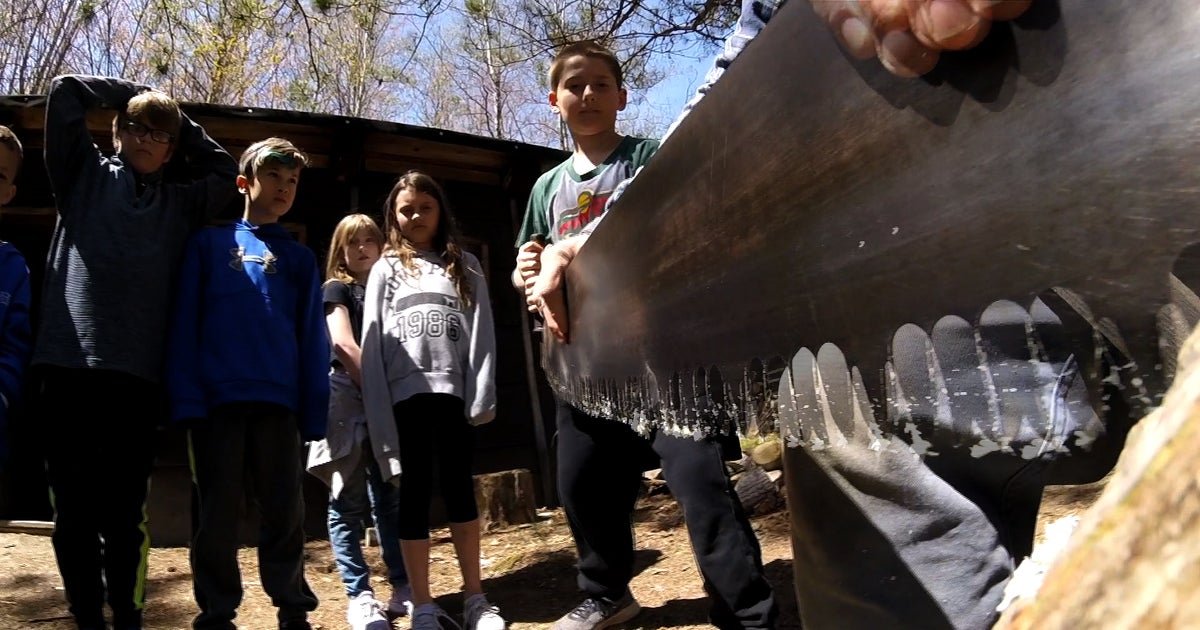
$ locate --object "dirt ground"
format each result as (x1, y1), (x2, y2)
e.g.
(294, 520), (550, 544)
(0, 480), (1106, 630)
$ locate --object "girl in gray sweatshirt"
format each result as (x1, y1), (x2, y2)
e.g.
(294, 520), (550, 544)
(360, 171), (503, 630)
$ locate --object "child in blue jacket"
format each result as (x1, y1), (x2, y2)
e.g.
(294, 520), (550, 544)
(0, 126), (32, 467)
(167, 137), (329, 630)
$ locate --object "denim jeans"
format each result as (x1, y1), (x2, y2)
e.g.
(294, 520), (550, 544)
(327, 439), (408, 597)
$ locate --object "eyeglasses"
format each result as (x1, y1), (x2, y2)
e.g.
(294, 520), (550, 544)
(122, 120), (174, 144)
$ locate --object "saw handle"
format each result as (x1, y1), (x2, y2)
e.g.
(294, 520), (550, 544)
(529, 233), (547, 332)
(533, 235), (572, 345)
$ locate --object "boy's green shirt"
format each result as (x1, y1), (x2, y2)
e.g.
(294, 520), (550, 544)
(517, 135), (659, 245)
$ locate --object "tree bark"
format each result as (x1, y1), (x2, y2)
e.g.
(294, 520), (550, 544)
(734, 463), (783, 515)
(474, 469), (538, 532)
(995, 327), (1200, 629)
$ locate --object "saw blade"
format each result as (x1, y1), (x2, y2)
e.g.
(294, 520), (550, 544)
(543, 0), (1200, 448)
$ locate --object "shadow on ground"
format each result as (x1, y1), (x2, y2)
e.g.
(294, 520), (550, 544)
(2, 571), (73, 625)
(447, 548), (665, 625)
(2, 569), (196, 628)
(142, 571), (203, 629)
(765, 558), (801, 629)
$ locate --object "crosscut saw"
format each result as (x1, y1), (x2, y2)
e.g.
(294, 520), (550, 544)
(541, 0), (1200, 468)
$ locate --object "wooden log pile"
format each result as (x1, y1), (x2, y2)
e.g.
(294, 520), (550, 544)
(732, 438), (786, 516)
(638, 437), (787, 516)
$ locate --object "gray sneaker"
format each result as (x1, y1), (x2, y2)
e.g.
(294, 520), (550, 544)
(551, 590), (641, 630)
(412, 603), (462, 630)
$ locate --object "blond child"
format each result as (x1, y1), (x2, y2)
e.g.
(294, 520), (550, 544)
(307, 213), (412, 629)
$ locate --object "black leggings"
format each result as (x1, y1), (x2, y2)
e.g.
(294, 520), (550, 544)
(393, 393), (478, 539)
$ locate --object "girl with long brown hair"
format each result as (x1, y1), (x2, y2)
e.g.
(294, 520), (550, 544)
(360, 171), (504, 630)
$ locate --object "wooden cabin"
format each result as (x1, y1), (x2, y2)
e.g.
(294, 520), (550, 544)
(0, 96), (567, 545)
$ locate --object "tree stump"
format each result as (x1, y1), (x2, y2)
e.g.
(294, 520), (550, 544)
(474, 469), (538, 532)
(994, 325), (1200, 628)
(735, 461), (784, 515)
(751, 440), (783, 471)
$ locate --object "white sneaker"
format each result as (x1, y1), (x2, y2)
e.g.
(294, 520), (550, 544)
(463, 593), (506, 630)
(412, 602), (461, 630)
(347, 591), (390, 630)
(389, 583), (415, 618)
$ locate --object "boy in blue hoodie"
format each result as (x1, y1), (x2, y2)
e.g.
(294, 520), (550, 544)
(0, 126), (32, 468)
(167, 137), (329, 630)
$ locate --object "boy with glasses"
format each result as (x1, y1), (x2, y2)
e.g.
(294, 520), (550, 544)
(37, 74), (238, 630)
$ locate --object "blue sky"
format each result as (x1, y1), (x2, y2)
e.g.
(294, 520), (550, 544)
(629, 50), (716, 137)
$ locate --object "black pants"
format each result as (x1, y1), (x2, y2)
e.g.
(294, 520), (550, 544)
(556, 401), (778, 630)
(393, 393), (478, 539)
(40, 366), (159, 629)
(188, 402), (317, 629)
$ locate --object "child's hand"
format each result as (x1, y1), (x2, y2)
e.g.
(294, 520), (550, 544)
(517, 240), (545, 311)
(529, 244), (575, 343)
(536, 281), (569, 344)
(811, 0), (1032, 77)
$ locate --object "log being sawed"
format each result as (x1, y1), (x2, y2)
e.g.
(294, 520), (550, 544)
(995, 324), (1200, 628)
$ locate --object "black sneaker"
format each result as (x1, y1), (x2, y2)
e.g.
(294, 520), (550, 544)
(551, 590), (641, 630)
